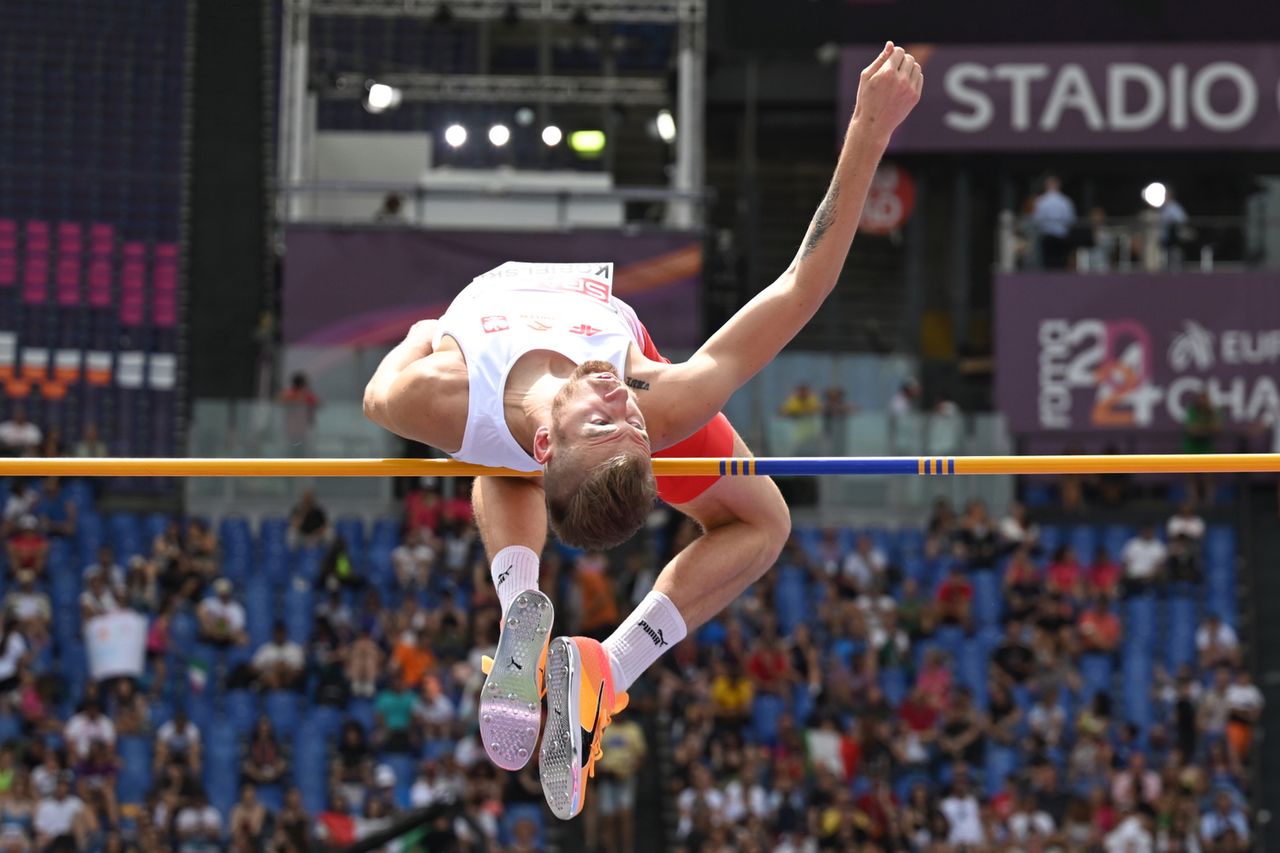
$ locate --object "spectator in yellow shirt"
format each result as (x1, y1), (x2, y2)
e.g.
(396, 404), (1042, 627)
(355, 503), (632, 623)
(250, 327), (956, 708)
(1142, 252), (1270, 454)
(779, 383), (822, 418)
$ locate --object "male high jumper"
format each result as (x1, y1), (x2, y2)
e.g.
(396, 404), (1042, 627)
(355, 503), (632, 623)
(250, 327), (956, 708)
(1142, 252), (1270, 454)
(363, 42), (922, 819)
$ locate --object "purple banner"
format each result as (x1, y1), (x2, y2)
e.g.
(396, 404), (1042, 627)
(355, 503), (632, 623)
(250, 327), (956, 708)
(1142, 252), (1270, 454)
(996, 273), (1280, 434)
(283, 228), (702, 348)
(840, 44), (1280, 151)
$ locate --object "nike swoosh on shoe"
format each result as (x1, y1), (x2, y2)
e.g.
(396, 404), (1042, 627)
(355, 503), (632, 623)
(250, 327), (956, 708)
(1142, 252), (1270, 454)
(580, 682), (605, 769)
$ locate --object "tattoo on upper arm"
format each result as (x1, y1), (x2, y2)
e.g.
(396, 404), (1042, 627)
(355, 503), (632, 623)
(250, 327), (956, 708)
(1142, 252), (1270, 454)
(801, 177), (841, 259)
(625, 377), (650, 391)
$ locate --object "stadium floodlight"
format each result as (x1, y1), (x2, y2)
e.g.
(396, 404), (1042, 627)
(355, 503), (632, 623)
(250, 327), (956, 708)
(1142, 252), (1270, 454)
(515, 107), (536, 127)
(1142, 182), (1167, 208)
(444, 124), (468, 148)
(541, 125), (563, 146)
(655, 109), (676, 142)
(569, 129), (606, 154)
(488, 124), (512, 147)
(363, 82), (402, 113)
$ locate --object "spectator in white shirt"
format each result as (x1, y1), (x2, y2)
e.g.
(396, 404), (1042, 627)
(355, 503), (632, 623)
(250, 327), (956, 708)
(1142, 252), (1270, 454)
(155, 708), (203, 773)
(840, 534), (887, 594)
(1031, 175), (1077, 269)
(890, 379), (921, 416)
(1167, 500), (1205, 543)
(33, 773), (95, 851)
(676, 765), (725, 840)
(0, 407), (42, 457)
(1200, 790), (1249, 849)
(1121, 526), (1167, 596)
(1105, 808), (1155, 853)
(1197, 614), (1240, 670)
(2, 481), (37, 527)
(392, 527), (437, 591)
(998, 501), (1039, 552)
(3, 570), (50, 642)
(63, 699), (115, 760)
(410, 760), (455, 809)
(175, 790), (223, 853)
(82, 546), (126, 590)
(940, 776), (985, 846)
(1007, 788), (1055, 844)
(198, 578), (248, 646)
(1160, 189), (1190, 269)
(1110, 751), (1161, 811)
(252, 622), (305, 690)
(79, 568), (122, 622)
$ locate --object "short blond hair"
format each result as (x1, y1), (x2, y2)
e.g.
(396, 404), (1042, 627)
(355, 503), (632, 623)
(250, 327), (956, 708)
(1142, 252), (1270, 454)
(545, 452), (656, 550)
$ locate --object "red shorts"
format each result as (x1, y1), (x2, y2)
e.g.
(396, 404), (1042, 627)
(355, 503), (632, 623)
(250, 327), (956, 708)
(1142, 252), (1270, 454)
(635, 322), (736, 505)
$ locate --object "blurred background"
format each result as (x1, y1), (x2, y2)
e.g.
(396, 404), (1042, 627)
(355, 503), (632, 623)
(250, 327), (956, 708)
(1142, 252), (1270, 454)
(0, 0), (1279, 850)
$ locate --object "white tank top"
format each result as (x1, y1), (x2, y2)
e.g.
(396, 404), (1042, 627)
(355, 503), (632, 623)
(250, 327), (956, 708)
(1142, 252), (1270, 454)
(434, 262), (645, 472)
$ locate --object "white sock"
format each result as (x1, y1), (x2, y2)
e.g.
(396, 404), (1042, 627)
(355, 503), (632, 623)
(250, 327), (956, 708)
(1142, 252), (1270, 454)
(602, 590), (687, 693)
(490, 546), (540, 616)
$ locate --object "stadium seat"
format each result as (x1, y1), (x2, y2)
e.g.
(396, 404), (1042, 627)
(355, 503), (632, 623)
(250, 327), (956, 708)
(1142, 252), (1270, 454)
(750, 694), (785, 746)
(117, 736), (153, 805)
(1079, 653), (1113, 703)
(971, 570), (1000, 627)
(225, 689), (258, 732)
(1165, 597), (1198, 670)
(264, 690), (300, 733)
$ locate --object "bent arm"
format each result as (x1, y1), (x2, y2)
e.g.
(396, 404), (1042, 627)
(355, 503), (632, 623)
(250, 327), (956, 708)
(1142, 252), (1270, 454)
(649, 44), (920, 446)
(362, 320), (465, 450)
(363, 320), (437, 432)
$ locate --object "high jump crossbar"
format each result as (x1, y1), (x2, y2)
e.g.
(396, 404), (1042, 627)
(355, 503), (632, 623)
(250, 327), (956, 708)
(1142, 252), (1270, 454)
(0, 455), (1277, 477)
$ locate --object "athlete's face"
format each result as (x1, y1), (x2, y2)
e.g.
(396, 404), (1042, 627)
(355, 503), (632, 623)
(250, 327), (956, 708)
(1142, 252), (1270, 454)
(545, 360), (651, 463)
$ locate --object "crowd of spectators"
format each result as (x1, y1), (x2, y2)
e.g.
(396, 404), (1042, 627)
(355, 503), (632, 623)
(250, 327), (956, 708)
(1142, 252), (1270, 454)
(0, 413), (1259, 853)
(654, 496), (1259, 852)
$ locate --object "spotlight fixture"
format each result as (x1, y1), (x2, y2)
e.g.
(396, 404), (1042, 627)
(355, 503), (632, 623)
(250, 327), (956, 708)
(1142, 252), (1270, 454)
(444, 124), (468, 148)
(363, 81), (402, 114)
(569, 129), (606, 155)
(1141, 182), (1167, 208)
(488, 124), (511, 147)
(655, 109), (676, 143)
(514, 107), (536, 127)
(541, 125), (563, 146)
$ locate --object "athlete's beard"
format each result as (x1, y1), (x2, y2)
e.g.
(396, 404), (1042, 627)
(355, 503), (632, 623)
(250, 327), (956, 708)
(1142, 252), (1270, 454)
(550, 359), (622, 426)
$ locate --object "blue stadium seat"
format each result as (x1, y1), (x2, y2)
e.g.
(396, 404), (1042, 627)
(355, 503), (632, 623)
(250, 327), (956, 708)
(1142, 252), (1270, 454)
(225, 689), (258, 733)
(293, 731), (329, 816)
(384, 754), (417, 808)
(971, 570), (1000, 628)
(1069, 526), (1098, 561)
(264, 691), (300, 733)
(1122, 652), (1154, 730)
(750, 694), (785, 746)
(117, 736), (153, 805)
(282, 585), (314, 646)
(879, 667), (908, 707)
(1165, 597), (1198, 670)
(985, 743), (1019, 797)
(1103, 526), (1134, 562)
(335, 517), (366, 559)
(1037, 525), (1064, 557)
(1079, 653), (1113, 703)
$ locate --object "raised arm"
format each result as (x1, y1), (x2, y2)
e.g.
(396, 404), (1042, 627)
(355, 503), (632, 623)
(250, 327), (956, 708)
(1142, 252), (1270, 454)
(648, 43), (922, 446)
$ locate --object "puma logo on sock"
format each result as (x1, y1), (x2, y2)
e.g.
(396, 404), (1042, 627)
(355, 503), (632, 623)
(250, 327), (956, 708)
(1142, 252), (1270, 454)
(638, 620), (668, 647)
(497, 566), (512, 586)
(509, 657), (523, 671)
